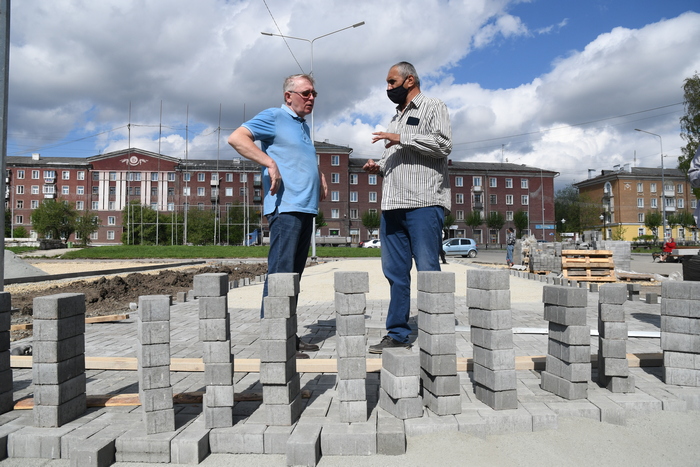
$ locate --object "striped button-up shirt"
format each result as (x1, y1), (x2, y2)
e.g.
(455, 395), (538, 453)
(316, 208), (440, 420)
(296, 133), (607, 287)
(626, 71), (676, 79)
(377, 92), (452, 211)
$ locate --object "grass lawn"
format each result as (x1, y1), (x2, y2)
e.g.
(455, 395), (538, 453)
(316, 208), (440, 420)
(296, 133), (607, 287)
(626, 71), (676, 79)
(55, 245), (382, 259)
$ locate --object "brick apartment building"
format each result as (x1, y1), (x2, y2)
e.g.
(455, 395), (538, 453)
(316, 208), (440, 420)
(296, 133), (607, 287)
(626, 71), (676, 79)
(6, 143), (557, 246)
(574, 164), (699, 242)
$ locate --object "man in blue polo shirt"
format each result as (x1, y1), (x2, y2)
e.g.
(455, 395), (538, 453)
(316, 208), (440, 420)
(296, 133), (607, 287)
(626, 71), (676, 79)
(228, 74), (327, 357)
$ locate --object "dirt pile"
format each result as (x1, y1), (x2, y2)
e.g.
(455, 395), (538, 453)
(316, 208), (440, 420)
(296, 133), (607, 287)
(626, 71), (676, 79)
(10, 262), (268, 341)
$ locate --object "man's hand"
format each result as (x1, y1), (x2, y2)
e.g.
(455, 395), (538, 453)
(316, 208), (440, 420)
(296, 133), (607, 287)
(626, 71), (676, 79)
(363, 159), (380, 174)
(268, 161), (282, 195)
(372, 131), (400, 148)
(319, 172), (328, 201)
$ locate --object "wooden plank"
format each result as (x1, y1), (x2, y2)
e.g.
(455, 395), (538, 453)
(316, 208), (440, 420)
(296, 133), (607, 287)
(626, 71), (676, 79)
(85, 314), (129, 324)
(10, 323), (32, 331)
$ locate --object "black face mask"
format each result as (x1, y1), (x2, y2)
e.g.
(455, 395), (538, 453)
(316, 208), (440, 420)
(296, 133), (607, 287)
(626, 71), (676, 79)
(387, 79), (409, 105)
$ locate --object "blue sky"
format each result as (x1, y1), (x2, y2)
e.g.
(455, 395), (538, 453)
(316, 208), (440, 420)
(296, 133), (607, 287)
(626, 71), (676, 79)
(6, 1), (700, 190)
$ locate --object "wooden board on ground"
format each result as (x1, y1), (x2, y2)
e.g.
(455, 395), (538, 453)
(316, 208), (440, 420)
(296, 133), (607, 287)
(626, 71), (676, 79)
(10, 314), (129, 332)
(616, 272), (659, 282)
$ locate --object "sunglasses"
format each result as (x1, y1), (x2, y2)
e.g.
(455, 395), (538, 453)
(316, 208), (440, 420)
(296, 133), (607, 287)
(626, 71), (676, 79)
(289, 90), (318, 99)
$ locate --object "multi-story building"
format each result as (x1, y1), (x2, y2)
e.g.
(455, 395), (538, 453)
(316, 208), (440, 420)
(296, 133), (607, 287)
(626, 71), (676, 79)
(574, 164), (698, 242)
(6, 144), (557, 246)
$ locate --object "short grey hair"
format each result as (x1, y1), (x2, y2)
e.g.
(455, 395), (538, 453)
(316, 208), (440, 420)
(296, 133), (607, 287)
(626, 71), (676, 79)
(283, 74), (315, 93)
(391, 61), (420, 87)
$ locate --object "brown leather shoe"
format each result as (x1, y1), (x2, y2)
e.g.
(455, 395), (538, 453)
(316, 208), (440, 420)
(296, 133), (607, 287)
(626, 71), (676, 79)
(296, 336), (319, 352)
(295, 351), (310, 359)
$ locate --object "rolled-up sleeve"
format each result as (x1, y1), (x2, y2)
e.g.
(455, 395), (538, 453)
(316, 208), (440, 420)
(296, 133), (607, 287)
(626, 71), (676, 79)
(689, 147), (700, 188)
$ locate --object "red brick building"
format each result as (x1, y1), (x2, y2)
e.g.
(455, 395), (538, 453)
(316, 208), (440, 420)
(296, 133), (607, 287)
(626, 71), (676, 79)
(6, 144), (557, 245)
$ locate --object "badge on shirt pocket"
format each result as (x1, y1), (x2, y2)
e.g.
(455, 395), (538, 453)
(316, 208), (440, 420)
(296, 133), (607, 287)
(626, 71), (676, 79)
(407, 116), (420, 126)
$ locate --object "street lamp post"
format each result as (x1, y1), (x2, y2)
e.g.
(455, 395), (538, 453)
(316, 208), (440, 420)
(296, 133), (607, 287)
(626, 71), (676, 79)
(635, 129), (665, 242)
(600, 213), (606, 240)
(261, 22), (365, 258)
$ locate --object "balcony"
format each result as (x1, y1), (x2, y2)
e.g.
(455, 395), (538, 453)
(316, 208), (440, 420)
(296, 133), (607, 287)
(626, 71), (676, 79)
(472, 186), (482, 192)
(43, 193), (57, 199)
(210, 179), (220, 186)
(253, 196), (262, 203)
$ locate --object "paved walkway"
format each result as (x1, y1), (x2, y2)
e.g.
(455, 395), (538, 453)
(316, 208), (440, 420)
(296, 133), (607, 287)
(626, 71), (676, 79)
(3, 257), (700, 466)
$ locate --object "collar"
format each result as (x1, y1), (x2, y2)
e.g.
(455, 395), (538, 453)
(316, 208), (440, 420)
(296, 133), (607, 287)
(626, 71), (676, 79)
(282, 104), (306, 123)
(395, 92), (425, 113)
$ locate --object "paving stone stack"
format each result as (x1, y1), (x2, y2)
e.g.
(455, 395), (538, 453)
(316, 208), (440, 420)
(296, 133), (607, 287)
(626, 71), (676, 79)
(32, 293), (87, 427)
(0, 292), (13, 414)
(528, 243), (562, 274)
(540, 286), (591, 400)
(597, 283), (634, 393)
(195, 273), (234, 428)
(660, 281), (700, 386)
(137, 294), (175, 434)
(598, 240), (631, 271)
(379, 347), (422, 419)
(334, 270), (369, 423)
(260, 273), (302, 426)
(417, 271), (461, 415)
(467, 269), (517, 410)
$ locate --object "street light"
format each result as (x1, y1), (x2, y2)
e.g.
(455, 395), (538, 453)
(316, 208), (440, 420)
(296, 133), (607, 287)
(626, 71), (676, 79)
(262, 21), (365, 258)
(600, 213), (606, 240)
(635, 128), (665, 241)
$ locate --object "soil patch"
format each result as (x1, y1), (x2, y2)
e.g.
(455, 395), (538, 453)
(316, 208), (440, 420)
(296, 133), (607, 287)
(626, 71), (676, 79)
(9, 262), (268, 341)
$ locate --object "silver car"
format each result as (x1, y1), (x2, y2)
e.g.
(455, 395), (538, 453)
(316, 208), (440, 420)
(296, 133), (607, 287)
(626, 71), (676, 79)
(442, 238), (478, 257)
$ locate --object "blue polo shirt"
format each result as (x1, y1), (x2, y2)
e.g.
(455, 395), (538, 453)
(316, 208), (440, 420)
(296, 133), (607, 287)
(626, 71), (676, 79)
(242, 105), (319, 216)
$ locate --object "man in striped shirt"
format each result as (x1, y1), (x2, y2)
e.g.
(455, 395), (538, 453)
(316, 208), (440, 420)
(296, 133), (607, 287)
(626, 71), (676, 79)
(364, 61), (452, 353)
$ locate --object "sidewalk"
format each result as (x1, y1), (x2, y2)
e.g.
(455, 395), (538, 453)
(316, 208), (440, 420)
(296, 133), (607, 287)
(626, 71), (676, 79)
(3, 258), (700, 466)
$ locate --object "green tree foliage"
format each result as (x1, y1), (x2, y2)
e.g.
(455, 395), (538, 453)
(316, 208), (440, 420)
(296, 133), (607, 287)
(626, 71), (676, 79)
(31, 198), (77, 240)
(361, 210), (380, 238)
(669, 210), (697, 241)
(679, 72), (700, 201)
(315, 210), (327, 228)
(12, 226), (28, 238)
(486, 211), (505, 240)
(74, 213), (101, 246)
(644, 210), (663, 241)
(465, 211), (483, 239)
(443, 212), (456, 239)
(554, 185), (602, 233)
(513, 210), (529, 238)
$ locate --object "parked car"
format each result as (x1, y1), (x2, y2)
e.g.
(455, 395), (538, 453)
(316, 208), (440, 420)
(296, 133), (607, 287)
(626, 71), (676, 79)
(361, 239), (381, 248)
(442, 238), (478, 257)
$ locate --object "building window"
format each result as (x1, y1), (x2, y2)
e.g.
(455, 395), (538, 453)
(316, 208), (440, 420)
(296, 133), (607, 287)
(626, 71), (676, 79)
(168, 172), (175, 182)
(638, 228), (645, 237)
(650, 183), (657, 193)
(678, 184), (684, 194)
(350, 209), (359, 219)
(32, 170), (40, 179)
(90, 232), (98, 240)
(651, 198), (657, 208)
(109, 186), (116, 195)
(76, 201), (84, 210)
(168, 203), (174, 211)
(196, 203), (204, 210)
(506, 211), (513, 221)
(77, 171), (85, 180)
(369, 192), (377, 203)
(331, 209), (340, 219)
(678, 198), (685, 209)
(253, 173), (261, 184)
(211, 173), (219, 181)
(638, 213), (645, 223)
(521, 179), (528, 189)
(225, 187), (233, 196)
(108, 216), (116, 225)
(77, 186), (84, 195)
(505, 178), (513, 189)
(15, 215), (23, 224)
(92, 186), (99, 195)
(31, 200), (39, 209)
(692, 200), (697, 209)
(183, 187), (190, 196)
(368, 174), (377, 185)
(150, 202), (157, 210)
(489, 194), (497, 204)
(107, 231), (115, 240)
(32, 185), (39, 194)
(92, 201), (99, 210)
(16, 185), (24, 194)
(666, 197), (676, 208)
(62, 186), (69, 195)
(109, 172), (117, 181)
(16, 200), (23, 209)
(151, 172), (159, 181)
(349, 174), (358, 185)
(505, 194), (513, 205)
(368, 209), (378, 216)
(331, 173), (340, 184)
(490, 178), (497, 188)
(61, 171), (70, 180)
(43, 185), (55, 194)
(350, 192), (358, 202)
(331, 155), (340, 166)
(455, 193), (464, 204)
(92, 172), (99, 181)
(474, 194), (482, 204)
(637, 198), (644, 208)
(331, 191), (340, 202)
(521, 195), (529, 205)
(197, 187), (205, 196)
(168, 187), (175, 196)
(239, 173), (247, 182)
(183, 173), (191, 182)
(239, 187), (246, 197)
(16, 170), (24, 179)
(151, 187), (158, 196)
(225, 173), (233, 182)
(455, 176), (463, 187)
(197, 173), (205, 182)
(109, 201), (115, 210)
(456, 210), (464, 221)
(473, 176), (482, 186)
(637, 182), (643, 192)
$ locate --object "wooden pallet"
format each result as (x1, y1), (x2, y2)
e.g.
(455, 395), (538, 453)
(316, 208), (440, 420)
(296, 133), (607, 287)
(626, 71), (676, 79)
(561, 250), (615, 282)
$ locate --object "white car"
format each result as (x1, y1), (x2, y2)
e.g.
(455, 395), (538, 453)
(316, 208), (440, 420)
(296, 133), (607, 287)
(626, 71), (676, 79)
(361, 239), (381, 248)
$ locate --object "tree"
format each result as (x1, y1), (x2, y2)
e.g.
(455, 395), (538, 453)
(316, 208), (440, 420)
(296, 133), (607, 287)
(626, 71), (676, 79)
(443, 212), (456, 239)
(554, 184), (601, 233)
(513, 210), (529, 238)
(486, 211), (505, 245)
(12, 226), (28, 238)
(645, 210), (663, 242)
(671, 210), (697, 241)
(361, 210), (380, 239)
(31, 199), (77, 240)
(611, 225), (627, 241)
(74, 213), (100, 246)
(678, 72), (700, 200)
(465, 211), (483, 241)
(315, 210), (327, 229)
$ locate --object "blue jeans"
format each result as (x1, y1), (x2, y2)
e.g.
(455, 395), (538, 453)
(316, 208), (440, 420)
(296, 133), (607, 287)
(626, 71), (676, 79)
(261, 210), (314, 318)
(506, 244), (514, 264)
(381, 206), (444, 343)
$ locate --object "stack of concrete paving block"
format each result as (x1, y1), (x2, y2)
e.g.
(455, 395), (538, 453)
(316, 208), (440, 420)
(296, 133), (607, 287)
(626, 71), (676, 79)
(32, 293), (87, 427)
(598, 240), (631, 271)
(660, 281), (700, 386)
(597, 284), (634, 393)
(0, 292), (13, 414)
(417, 271), (461, 415)
(137, 294), (175, 434)
(468, 269), (517, 410)
(379, 347), (422, 419)
(260, 273), (302, 425)
(195, 273), (234, 428)
(334, 270), (369, 423)
(540, 286), (591, 400)
(529, 243), (562, 274)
